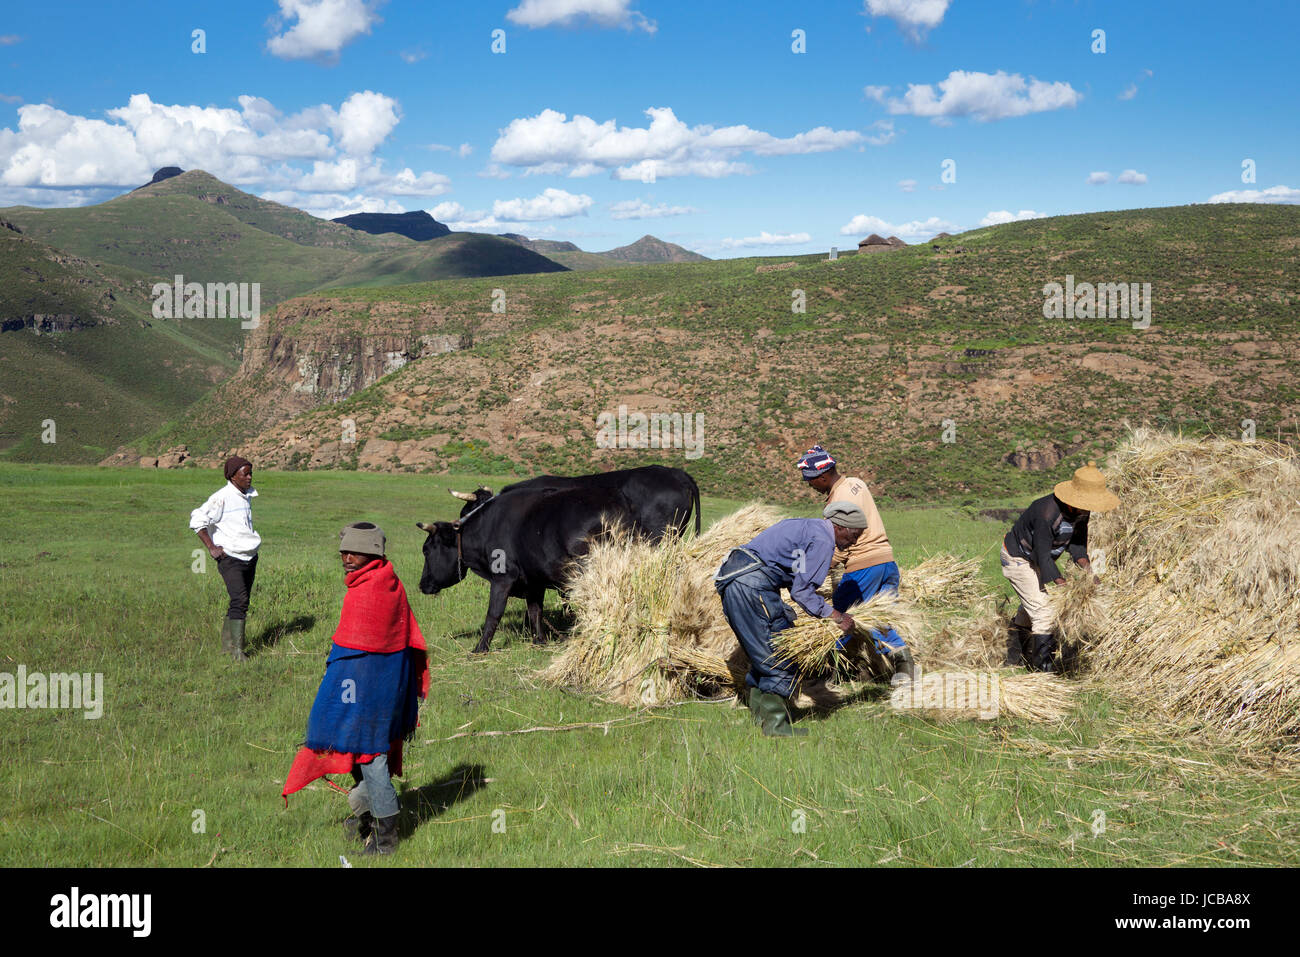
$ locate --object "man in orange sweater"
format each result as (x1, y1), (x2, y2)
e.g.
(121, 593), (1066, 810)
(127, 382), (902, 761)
(795, 445), (915, 682)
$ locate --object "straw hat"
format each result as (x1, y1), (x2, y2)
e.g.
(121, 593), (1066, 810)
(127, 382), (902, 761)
(1054, 461), (1119, 513)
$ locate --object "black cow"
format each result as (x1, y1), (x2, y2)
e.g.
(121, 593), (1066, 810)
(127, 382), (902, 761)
(418, 484), (641, 653)
(448, 465), (700, 540)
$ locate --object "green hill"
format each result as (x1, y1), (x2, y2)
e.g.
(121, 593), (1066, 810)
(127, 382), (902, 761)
(0, 171), (570, 462)
(139, 204), (1300, 504)
(1, 170), (568, 308)
(0, 221), (244, 462)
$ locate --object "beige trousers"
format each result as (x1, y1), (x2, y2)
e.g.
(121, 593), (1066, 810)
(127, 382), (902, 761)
(1000, 545), (1055, 633)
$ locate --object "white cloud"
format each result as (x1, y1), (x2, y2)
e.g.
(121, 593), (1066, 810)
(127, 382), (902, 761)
(329, 90), (399, 155)
(839, 214), (958, 241)
(261, 190), (407, 220)
(477, 163), (512, 179)
(429, 201), (484, 223)
(267, 0), (381, 61)
(1120, 69), (1154, 100)
(506, 0), (656, 33)
(490, 106), (863, 179)
(1207, 185), (1300, 204)
(863, 0), (952, 40)
(492, 187), (592, 221)
(866, 70), (1082, 123)
(979, 209), (1045, 226)
(864, 119), (896, 146)
(898, 178), (917, 192)
(0, 35), (21, 45)
(399, 48), (427, 64)
(720, 231), (813, 250)
(609, 198), (698, 220)
(0, 92), (450, 208)
(1117, 169), (1147, 185)
(0, 93), (23, 105)
(458, 143), (473, 158)
(1086, 171), (1110, 185)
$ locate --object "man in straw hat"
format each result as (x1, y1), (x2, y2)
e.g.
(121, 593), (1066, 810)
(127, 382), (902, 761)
(794, 445), (916, 683)
(189, 455), (260, 661)
(713, 502), (867, 736)
(1001, 460), (1119, 672)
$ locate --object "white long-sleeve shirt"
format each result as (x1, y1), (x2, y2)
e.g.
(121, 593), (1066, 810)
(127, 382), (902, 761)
(189, 482), (261, 561)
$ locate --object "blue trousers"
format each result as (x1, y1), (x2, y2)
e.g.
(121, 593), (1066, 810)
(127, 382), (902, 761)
(716, 554), (799, 699)
(832, 561), (905, 651)
(348, 753), (399, 820)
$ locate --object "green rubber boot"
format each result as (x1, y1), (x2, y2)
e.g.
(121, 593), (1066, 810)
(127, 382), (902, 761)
(227, 618), (250, 662)
(220, 617), (234, 656)
(754, 690), (807, 737)
(747, 689), (765, 728)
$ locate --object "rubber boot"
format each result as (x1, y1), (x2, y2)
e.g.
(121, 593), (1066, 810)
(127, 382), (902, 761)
(1029, 633), (1057, 673)
(227, 618), (250, 662)
(363, 814), (400, 855)
(754, 690), (807, 737)
(220, 618), (234, 656)
(887, 646), (917, 686)
(746, 688), (765, 728)
(343, 811), (373, 844)
(1006, 625), (1031, 667)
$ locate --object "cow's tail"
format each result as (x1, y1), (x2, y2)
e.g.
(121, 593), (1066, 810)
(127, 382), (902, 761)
(690, 474), (701, 536)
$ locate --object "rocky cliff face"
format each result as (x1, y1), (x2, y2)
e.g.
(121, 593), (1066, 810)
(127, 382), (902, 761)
(242, 329), (461, 409)
(0, 314), (95, 334)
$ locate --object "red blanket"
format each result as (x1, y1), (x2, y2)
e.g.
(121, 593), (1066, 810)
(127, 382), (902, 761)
(281, 559), (429, 802)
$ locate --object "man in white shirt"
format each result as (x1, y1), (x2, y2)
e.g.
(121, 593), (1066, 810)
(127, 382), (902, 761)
(190, 456), (262, 661)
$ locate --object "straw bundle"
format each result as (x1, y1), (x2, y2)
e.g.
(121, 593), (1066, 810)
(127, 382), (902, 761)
(1054, 429), (1300, 751)
(888, 670), (1075, 723)
(1046, 565), (1110, 648)
(772, 592), (926, 677)
(913, 598), (1013, 671)
(899, 553), (993, 607)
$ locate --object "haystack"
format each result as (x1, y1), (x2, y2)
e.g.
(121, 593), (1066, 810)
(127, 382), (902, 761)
(1050, 429), (1300, 751)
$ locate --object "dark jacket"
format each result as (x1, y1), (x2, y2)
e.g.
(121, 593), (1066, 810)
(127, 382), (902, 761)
(1004, 494), (1089, 586)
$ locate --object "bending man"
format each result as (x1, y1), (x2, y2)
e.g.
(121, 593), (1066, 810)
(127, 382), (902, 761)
(714, 502), (866, 737)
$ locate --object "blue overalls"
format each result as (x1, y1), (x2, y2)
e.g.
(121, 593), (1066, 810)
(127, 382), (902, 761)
(714, 547), (800, 698)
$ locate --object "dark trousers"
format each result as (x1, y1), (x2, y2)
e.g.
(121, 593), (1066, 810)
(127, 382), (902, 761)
(715, 550), (798, 698)
(217, 553), (258, 620)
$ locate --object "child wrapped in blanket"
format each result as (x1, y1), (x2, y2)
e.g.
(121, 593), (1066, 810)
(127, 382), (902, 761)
(282, 522), (429, 855)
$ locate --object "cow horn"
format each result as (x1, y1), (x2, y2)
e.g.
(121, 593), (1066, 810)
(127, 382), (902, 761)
(416, 521), (434, 532)
(448, 489), (475, 501)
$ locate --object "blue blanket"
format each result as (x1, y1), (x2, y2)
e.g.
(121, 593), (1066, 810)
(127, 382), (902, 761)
(303, 644), (420, 755)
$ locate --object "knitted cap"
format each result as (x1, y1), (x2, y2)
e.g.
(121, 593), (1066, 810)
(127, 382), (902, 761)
(339, 522), (386, 556)
(823, 501), (867, 528)
(795, 444), (836, 479)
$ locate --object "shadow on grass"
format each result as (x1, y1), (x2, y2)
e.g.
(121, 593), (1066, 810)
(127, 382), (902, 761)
(447, 605), (575, 650)
(252, 615), (315, 652)
(397, 763), (489, 838)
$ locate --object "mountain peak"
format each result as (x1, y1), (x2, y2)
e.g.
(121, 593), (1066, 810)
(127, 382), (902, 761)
(599, 235), (709, 264)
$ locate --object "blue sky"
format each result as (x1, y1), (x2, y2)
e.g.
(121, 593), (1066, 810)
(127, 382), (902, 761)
(1, 0), (1296, 256)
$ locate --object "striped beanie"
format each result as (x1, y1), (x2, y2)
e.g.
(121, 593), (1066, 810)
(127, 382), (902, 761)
(795, 445), (836, 479)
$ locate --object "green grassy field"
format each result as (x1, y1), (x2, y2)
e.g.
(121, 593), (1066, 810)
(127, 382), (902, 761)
(1, 464), (1294, 867)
